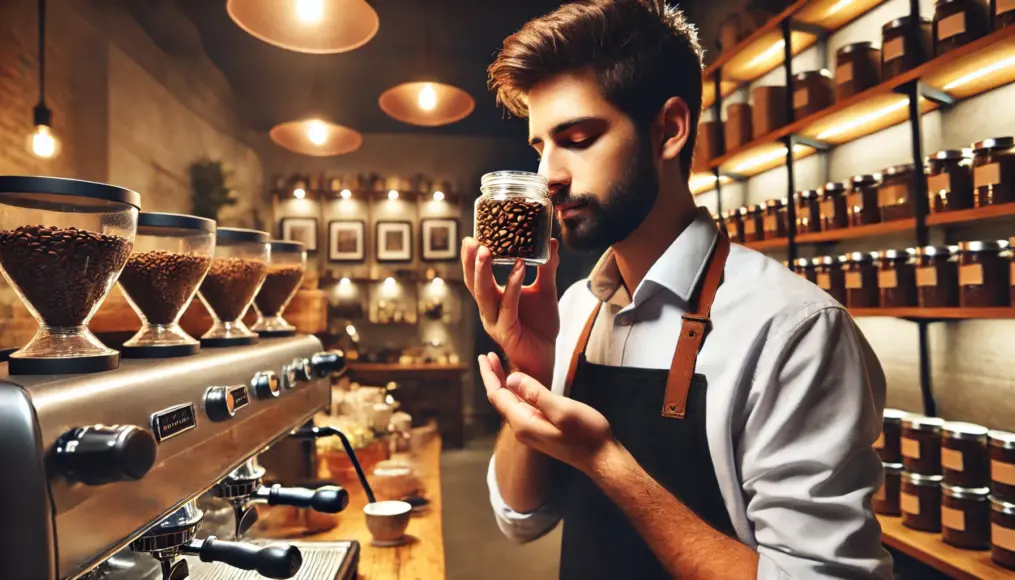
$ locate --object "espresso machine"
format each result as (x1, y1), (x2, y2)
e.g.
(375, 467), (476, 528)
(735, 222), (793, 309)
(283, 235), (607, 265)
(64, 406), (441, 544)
(0, 335), (356, 580)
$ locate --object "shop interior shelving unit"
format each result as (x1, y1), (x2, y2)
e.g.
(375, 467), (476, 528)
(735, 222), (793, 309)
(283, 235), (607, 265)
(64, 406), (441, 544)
(698, 1), (1015, 577)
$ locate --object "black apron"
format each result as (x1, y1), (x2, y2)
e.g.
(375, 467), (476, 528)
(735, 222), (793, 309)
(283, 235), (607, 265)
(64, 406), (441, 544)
(558, 231), (737, 580)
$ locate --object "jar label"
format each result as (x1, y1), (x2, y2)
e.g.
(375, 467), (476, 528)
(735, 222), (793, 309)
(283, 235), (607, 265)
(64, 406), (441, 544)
(999, 0), (1015, 16)
(818, 272), (832, 290)
(745, 219), (757, 234)
(874, 483), (886, 501)
(847, 192), (864, 214)
(927, 172), (951, 196)
(878, 184), (908, 208)
(794, 88), (808, 110)
(938, 12), (966, 41)
(993, 460), (1015, 485)
(942, 506), (965, 532)
(820, 199), (836, 222)
(942, 447), (964, 472)
(836, 62), (853, 85)
(883, 36), (905, 63)
(846, 271), (863, 289)
(916, 266), (938, 288)
(901, 437), (921, 459)
(873, 431), (885, 449)
(975, 162), (1001, 188)
(729, 222), (740, 237)
(878, 270), (898, 289)
(993, 524), (1015, 552)
(901, 492), (920, 515)
(960, 263), (984, 286)
(764, 215), (778, 233)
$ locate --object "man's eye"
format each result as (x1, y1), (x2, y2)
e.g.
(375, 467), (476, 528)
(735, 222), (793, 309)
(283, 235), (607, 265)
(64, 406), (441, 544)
(567, 136), (596, 149)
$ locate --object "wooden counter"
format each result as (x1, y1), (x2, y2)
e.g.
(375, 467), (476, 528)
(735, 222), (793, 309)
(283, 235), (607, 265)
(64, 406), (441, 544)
(878, 514), (1014, 579)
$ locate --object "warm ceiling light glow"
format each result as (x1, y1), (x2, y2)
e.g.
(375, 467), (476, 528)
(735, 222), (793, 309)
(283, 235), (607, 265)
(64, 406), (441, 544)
(747, 40), (785, 69)
(306, 119), (328, 145)
(340, 188), (352, 200)
(383, 277), (396, 288)
(27, 125), (58, 159)
(295, 0), (323, 22)
(345, 324), (357, 335)
(418, 83), (438, 111)
(733, 145), (808, 174)
(432, 190), (445, 202)
(689, 174), (718, 191)
(388, 189), (399, 200)
(293, 187), (306, 199)
(379, 81), (475, 127)
(431, 276), (444, 287)
(815, 98), (909, 140)
(339, 277), (351, 286)
(825, 0), (854, 16)
(943, 55), (1015, 91)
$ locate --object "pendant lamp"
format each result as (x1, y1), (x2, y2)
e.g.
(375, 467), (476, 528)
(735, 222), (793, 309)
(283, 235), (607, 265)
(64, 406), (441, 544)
(227, 0), (378, 54)
(26, 0), (59, 159)
(270, 119), (363, 157)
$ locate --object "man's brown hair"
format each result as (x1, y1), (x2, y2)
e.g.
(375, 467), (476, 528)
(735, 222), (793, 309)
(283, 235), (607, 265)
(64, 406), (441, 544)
(488, 0), (704, 178)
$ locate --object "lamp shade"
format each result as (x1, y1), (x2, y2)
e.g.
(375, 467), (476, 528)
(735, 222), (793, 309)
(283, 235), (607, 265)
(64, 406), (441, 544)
(227, 0), (379, 54)
(270, 119), (363, 157)
(378, 82), (475, 127)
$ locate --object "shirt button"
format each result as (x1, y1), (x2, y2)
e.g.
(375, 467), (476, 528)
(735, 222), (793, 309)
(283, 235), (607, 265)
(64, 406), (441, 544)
(617, 315), (633, 326)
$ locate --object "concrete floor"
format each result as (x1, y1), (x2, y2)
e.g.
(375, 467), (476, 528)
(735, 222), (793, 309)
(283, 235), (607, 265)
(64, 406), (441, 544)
(441, 436), (561, 580)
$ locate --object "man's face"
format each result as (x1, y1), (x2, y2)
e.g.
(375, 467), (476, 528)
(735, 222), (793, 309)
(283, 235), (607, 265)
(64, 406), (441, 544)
(527, 73), (659, 253)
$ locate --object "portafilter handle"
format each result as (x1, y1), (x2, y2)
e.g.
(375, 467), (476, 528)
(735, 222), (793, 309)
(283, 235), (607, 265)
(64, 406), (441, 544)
(291, 426), (376, 503)
(254, 483), (350, 513)
(181, 537), (302, 579)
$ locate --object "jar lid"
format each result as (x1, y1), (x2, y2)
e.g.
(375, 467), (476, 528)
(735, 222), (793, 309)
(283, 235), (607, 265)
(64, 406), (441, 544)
(793, 69), (832, 82)
(724, 208), (740, 218)
(837, 41), (875, 56)
(216, 227), (270, 244)
(883, 408), (910, 423)
(882, 248), (916, 260)
(972, 137), (1015, 151)
(268, 240), (306, 253)
(737, 207), (749, 216)
(822, 181), (847, 194)
(942, 484), (991, 500)
(795, 257), (813, 268)
(481, 170), (549, 194)
(851, 174), (880, 186)
(902, 472), (943, 486)
(750, 203), (764, 212)
(882, 163), (915, 177)
(138, 212), (216, 233)
(991, 496), (1015, 515)
(959, 240), (1010, 252)
(0, 175), (142, 210)
(943, 421), (989, 440)
(883, 462), (904, 474)
(902, 415), (945, 432)
(883, 15), (931, 33)
(917, 245), (958, 257)
(927, 149), (969, 161)
(848, 251), (878, 263)
(765, 198), (784, 209)
(989, 430), (1015, 449)
(797, 189), (820, 200)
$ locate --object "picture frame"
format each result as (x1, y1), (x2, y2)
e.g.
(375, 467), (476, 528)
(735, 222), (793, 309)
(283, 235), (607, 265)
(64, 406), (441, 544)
(279, 217), (319, 252)
(327, 220), (366, 262)
(375, 221), (413, 262)
(421, 218), (459, 261)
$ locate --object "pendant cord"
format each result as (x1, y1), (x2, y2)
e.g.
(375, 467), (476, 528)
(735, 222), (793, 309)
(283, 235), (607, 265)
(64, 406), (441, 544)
(37, 0), (46, 107)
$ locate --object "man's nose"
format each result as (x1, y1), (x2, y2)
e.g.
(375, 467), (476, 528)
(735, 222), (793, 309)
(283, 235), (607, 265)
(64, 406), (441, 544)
(537, 154), (569, 197)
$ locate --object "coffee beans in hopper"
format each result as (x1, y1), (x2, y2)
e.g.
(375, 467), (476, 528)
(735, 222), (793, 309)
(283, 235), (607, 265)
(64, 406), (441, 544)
(119, 251), (212, 325)
(254, 265), (304, 315)
(475, 198), (549, 260)
(0, 225), (132, 327)
(199, 257), (268, 321)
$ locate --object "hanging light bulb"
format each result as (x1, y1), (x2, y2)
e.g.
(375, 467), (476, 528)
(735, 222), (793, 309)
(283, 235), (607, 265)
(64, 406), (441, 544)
(293, 187), (306, 199)
(340, 188), (352, 200)
(418, 83), (438, 111)
(432, 190), (445, 202)
(27, 122), (58, 159)
(228, 0), (378, 54)
(388, 189), (399, 201)
(294, 0), (324, 23)
(27, 0), (59, 159)
(306, 119), (328, 145)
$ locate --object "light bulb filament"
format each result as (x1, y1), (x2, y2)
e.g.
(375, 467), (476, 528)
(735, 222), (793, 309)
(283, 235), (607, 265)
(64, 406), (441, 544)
(418, 83), (437, 111)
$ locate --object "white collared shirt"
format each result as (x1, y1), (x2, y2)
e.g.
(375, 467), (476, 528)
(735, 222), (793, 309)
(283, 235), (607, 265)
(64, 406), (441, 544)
(488, 209), (893, 579)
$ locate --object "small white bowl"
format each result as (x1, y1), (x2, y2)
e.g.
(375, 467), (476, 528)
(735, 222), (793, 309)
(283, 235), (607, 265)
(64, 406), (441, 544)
(363, 500), (412, 545)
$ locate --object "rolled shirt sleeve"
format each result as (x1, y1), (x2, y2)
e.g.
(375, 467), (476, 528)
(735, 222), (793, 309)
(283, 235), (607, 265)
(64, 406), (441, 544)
(741, 306), (893, 579)
(487, 454), (563, 543)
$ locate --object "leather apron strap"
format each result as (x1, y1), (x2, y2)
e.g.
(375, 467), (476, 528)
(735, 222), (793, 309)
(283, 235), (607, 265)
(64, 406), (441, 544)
(563, 231), (731, 419)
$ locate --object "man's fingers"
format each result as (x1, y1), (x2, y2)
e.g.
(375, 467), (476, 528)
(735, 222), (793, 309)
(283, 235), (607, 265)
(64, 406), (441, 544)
(505, 372), (571, 426)
(486, 352), (507, 382)
(498, 260), (525, 328)
(473, 245), (500, 325)
(479, 353), (520, 407)
(461, 237), (479, 296)
(533, 238), (559, 298)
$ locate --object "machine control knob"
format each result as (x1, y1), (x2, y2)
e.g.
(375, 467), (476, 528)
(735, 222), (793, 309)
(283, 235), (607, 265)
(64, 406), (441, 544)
(205, 386), (237, 422)
(251, 371), (280, 400)
(309, 350), (347, 379)
(53, 425), (157, 485)
(290, 358), (312, 383)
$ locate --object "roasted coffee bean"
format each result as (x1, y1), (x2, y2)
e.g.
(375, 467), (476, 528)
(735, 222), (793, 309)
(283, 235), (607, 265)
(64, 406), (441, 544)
(254, 264), (304, 315)
(475, 197), (549, 260)
(198, 257), (268, 321)
(0, 225), (132, 327)
(119, 251), (212, 325)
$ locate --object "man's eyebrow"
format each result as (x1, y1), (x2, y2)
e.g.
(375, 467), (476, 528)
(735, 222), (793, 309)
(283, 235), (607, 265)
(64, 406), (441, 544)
(528, 116), (599, 147)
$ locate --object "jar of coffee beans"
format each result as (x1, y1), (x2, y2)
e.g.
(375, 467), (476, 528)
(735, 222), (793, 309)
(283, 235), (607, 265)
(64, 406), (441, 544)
(475, 171), (552, 265)
(198, 228), (270, 347)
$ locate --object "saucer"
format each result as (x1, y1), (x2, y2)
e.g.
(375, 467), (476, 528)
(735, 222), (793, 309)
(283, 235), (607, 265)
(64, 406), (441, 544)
(370, 535), (410, 547)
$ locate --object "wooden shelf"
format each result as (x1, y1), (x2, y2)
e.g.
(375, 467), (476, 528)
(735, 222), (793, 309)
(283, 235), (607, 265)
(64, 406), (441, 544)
(850, 307), (1015, 319)
(743, 237), (789, 251)
(878, 514), (1013, 580)
(927, 203), (1015, 226)
(796, 219), (916, 243)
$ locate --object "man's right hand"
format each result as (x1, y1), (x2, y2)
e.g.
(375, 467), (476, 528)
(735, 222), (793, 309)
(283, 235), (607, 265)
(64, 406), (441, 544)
(462, 237), (560, 385)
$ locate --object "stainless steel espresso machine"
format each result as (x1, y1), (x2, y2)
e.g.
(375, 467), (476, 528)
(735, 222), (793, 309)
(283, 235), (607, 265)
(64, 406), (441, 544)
(0, 336), (358, 580)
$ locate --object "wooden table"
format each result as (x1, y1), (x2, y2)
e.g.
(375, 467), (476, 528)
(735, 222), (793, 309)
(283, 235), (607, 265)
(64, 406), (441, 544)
(878, 514), (1014, 579)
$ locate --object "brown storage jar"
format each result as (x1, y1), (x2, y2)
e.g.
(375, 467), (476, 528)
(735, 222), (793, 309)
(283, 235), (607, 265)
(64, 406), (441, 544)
(878, 248), (918, 307)
(815, 255), (847, 305)
(933, 0), (990, 56)
(991, 496), (1015, 569)
(972, 137), (1015, 207)
(819, 181), (849, 231)
(942, 422), (990, 488)
(724, 208), (746, 244)
(902, 415), (946, 474)
(882, 16), (933, 80)
(941, 484), (991, 549)
(901, 471), (944, 532)
(916, 245), (960, 307)
(725, 103), (754, 151)
(763, 198), (788, 239)
(990, 430), (1015, 503)
(998, 0), (1015, 28)
(795, 258), (817, 284)
(697, 120), (723, 167)
(845, 251), (880, 308)
(792, 70), (834, 119)
(796, 190), (822, 234)
(835, 42), (882, 102)
(743, 204), (765, 243)
(848, 174), (882, 227)
(876, 408), (911, 463)
(874, 462), (905, 515)
(959, 240), (1011, 307)
(927, 149), (975, 213)
(753, 86), (789, 138)
(879, 163), (917, 222)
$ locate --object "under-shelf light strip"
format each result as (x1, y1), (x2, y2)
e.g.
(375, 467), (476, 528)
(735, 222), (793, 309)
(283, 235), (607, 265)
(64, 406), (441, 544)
(943, 55), (1015, 91)
(824, 0), (854, 17)
(733, 144), (808, 174)
(815, 98), (909, 141)
(746, 40), (786, 70)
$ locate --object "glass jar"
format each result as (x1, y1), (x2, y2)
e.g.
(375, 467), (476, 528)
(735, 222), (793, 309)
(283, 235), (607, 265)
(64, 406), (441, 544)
(0, 176), (139, 375)
(476, 171), (552, 264)
(877, 408), (911, 463)
(743, 204), (765, 242)
(792, 70), (835, 119)
(878, 163), (917, 222)
(875, 462), (905, 515)
(933, 0), (990, 56)
(878, 248), (918, 307)
(819, 181), (849, 231)
(998, 0), (1015, 29)
(118, 212), (215, 358)
(972, 137), (1015, 207)
(848, 174), (882, 227)
(881, 16), (933, 80)
(942, 422), (990, 488)
(901, 472), (944, 532)
(991, 430), (1015, 503)
(845, 251), (880, 308)
(835, 42), (882, 102)
(959, 240), (1011, 307)
(991, 497), (1015, 569)
(927, 149), (975, 213)
(197, 228), (270, 347)
(797, 190), (822, 233)
(917, 245), (960, 307)
(902, 415), (946, 474)
(251, 240), (307, 338)
(795, 258), (818, 284)
(763, 198), (788, 239)
(816, 255), (847, 305)
(724, 208), (745, 244)
(942, 484), (991, 549)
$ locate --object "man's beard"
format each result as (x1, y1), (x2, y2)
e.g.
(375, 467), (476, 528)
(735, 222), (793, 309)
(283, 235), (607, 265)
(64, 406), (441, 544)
(553, 136), (659, 253)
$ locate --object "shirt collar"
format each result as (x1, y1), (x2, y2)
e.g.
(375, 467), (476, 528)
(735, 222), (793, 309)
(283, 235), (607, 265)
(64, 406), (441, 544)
(586, 207), (719, 305)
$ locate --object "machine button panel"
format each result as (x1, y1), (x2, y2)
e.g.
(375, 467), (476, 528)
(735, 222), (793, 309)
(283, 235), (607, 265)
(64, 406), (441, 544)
(205, 386), (249, 422)
(251, 371), (280, 399)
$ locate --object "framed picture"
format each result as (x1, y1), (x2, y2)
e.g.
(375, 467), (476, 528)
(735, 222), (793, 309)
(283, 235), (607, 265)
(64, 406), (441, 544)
(280, 217), (318, 252)
(328, 220), (366, 262)
(375, 221), (413, 262)
(421, 218), (459, 261)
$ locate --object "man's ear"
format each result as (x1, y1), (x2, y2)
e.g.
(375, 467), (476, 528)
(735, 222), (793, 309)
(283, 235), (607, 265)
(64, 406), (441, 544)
(655, 97), (691, 162)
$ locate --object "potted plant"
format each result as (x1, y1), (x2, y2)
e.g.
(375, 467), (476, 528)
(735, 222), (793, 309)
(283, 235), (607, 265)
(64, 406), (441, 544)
(190, 159), (237, 220)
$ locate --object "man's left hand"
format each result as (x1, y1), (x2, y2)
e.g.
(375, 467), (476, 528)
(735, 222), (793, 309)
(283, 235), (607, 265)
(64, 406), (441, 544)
(479, 352), (619, 475)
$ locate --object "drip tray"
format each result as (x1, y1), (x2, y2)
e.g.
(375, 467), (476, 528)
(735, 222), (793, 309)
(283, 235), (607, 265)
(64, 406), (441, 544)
(186, 540), (359, 580)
